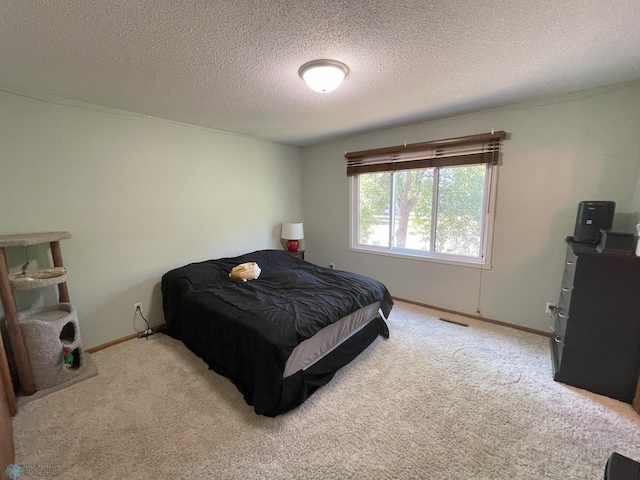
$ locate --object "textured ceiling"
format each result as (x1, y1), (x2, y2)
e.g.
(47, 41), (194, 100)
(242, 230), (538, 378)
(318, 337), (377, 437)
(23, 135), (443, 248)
(1, 0), (639, 146)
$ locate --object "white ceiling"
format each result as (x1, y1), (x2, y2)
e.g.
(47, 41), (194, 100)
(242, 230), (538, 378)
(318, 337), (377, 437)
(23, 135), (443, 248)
(1, 1), (639, 147)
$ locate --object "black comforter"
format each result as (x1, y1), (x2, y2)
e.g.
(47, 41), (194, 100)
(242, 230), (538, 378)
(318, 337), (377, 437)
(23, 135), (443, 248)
(162, 249), (392, 416)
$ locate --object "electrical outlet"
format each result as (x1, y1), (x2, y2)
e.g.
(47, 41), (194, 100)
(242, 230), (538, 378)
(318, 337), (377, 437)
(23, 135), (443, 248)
(328, 263), (335, 269)
(134, 302), (142, 315)
(545, 302), (557, 314)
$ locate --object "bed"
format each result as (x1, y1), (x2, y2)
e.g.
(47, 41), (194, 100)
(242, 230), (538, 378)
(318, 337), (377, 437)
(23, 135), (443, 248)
(161, 249), (393, 416)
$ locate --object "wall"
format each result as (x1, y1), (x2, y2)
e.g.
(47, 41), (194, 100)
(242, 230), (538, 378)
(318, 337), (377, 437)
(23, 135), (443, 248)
(0, 91), (302, 348)
(302, 82), (640, 333)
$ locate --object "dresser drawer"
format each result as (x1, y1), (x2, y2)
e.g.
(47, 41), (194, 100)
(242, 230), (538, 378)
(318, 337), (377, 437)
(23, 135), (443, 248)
(551, 305), (569, 376)
(555, 307), (569, 337)
(558, 283), (573, 315)
(564, 245), (578, 264)
(562, 246), (577, 284)
(551, 329), (564, 374)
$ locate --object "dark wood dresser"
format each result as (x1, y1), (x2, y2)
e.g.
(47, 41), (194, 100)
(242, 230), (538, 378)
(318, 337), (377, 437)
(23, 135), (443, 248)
(551, 238), (640, 402)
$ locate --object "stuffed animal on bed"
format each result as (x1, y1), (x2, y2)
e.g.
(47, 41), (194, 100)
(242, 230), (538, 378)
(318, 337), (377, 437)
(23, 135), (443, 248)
(229, 262), (261, 282)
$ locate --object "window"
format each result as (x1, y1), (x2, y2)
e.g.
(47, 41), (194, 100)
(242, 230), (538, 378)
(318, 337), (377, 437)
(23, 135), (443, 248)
(346, 131), (505, 267)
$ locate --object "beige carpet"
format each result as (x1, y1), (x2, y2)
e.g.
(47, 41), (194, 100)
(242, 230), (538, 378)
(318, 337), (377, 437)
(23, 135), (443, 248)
(11, 301), (640, 479)
(16, 353), (98, 408)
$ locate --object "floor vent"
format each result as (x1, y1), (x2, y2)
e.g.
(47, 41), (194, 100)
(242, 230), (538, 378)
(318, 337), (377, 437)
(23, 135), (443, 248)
(438, 317), (469, 327)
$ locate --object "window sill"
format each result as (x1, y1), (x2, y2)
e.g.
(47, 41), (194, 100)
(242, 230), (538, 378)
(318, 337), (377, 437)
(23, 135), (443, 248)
(348, 246), (492, 270)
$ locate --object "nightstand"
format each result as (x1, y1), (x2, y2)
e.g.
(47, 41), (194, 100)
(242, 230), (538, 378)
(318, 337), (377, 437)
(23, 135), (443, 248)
(288, 250), (305, 260)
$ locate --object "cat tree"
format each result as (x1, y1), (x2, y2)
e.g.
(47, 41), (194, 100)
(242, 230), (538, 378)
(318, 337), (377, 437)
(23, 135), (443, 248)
(0, 232), (92, 411)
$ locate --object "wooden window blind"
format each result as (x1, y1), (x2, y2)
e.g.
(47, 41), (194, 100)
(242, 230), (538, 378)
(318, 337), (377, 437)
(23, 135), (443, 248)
(345, 131), (506, 176)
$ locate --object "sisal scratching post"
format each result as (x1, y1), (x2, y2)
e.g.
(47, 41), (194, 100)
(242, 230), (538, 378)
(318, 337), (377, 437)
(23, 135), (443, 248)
(19, 303), (90, 391)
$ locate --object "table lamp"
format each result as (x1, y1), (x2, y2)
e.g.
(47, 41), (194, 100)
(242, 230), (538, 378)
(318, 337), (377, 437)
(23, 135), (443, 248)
(281, 222), (304, 252)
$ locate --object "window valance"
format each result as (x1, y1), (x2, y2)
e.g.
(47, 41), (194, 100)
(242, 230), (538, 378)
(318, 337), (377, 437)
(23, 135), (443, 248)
(345, 131), (506, 176)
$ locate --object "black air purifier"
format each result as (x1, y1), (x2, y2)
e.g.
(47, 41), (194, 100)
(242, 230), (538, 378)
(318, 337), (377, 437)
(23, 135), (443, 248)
(573, 200), (615, 244)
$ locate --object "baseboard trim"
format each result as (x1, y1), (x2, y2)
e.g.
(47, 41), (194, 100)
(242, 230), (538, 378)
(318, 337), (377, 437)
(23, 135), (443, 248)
(87, 300), (550, 354)
(86, 324), (167, 353)
(392, 297), (551, 337)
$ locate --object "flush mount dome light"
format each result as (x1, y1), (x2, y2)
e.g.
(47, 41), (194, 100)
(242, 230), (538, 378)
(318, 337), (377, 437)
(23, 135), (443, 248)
(298, 59), (349, 93)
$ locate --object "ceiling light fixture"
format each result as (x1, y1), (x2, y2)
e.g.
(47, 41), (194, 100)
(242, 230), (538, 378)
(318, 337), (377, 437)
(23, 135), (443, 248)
(298, 59), (349, 93)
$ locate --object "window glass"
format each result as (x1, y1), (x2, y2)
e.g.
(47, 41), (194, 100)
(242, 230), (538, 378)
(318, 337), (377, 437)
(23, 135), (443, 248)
(393, 170), (433, 251)
(357, 172), (390, 247)
(435, 165), (485, 257)
(352, 164), (493, 266)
